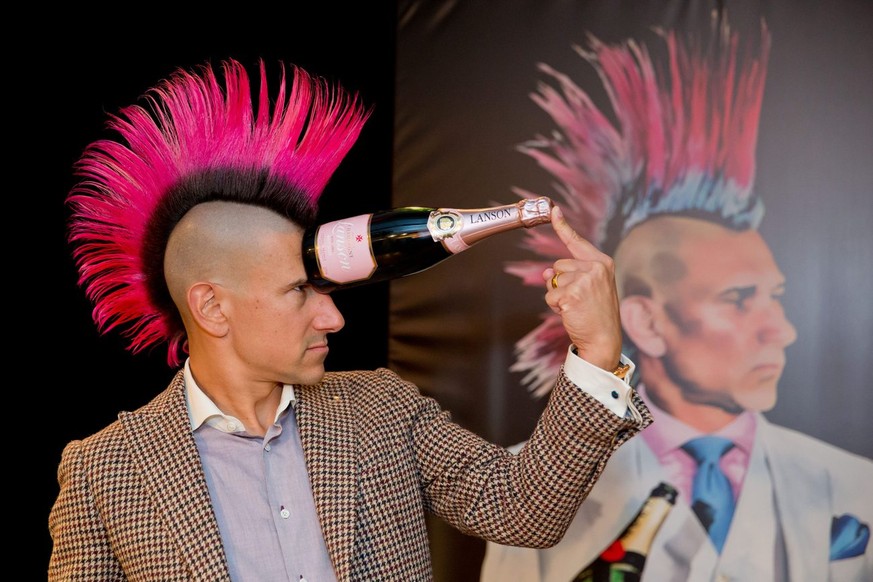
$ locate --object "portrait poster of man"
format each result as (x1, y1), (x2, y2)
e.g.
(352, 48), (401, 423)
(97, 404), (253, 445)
(392, 1), (872, 580)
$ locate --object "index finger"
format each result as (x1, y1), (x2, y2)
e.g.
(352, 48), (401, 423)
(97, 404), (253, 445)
(550, 205), (603, 260)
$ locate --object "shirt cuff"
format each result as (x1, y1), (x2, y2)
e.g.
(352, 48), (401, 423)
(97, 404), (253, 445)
(563, 345), (635, 418)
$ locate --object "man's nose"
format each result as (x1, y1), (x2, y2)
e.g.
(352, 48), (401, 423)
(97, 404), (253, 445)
(313, 292), (345, 333)
(758, 305), (797, 347)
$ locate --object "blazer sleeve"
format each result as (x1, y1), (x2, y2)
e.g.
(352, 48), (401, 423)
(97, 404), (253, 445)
(398, 365), (650, 548)
(48, 440), (125, 581)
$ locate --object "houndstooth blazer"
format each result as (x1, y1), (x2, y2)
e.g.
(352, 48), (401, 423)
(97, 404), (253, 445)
(49, 366), (650, 581)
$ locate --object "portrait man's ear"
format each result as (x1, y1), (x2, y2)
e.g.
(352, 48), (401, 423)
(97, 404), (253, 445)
(620, 296), (666, 358)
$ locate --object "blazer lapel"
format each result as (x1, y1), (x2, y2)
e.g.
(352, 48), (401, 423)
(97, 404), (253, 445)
(120, 373), (230, 580)
(758, 417), (830, 582)
(296, 376), (359, 581)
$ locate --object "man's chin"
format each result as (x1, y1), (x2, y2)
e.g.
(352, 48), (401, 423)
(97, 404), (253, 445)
(291, 367), (327, 387)
(734, 383), (778, 413)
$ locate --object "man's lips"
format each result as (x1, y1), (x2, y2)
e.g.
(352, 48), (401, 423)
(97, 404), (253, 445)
(751, 360), (784, 375)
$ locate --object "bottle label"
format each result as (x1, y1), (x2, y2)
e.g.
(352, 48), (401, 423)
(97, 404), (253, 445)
(314, 214), (377, 283)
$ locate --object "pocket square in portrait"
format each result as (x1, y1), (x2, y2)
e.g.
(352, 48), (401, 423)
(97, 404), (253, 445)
(830, 514), (869, 560)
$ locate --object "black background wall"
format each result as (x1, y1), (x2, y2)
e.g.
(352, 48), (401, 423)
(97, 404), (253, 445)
(41, 5), (397, 578)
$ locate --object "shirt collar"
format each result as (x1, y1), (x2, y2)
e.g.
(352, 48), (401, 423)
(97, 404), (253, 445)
(183, 358), (297, 431)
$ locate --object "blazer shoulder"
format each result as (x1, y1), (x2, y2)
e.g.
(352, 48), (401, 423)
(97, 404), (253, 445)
(760, 418), (873, 495)
(321, 368), (421, 399)
(61, 372), (185, 461)
(762, 420), (872, 466)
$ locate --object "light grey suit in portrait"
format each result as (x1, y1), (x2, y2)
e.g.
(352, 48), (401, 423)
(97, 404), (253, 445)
(481, 416), (873, 581)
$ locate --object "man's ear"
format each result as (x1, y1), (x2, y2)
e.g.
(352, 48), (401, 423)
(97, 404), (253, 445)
(187, 282), (229, 338)
(620, 296), (666, 358)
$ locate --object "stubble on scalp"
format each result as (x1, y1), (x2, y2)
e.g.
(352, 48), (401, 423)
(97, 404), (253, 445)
(615, 216), (692, 299)
(163, 201), (292, 313)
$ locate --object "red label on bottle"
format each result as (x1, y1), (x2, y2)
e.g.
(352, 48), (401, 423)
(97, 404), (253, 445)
(599, 540), (626, 563)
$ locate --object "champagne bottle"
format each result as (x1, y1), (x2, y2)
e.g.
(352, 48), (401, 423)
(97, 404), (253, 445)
(574, 482), (678, 582)
(302, 196), (553, 292)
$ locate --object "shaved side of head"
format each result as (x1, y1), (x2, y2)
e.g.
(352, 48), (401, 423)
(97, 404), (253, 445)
(614, 216), (732, 300)
(164, 202), (297, 320)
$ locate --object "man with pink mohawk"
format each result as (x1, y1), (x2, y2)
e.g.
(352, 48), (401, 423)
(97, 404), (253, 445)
(482, 18), (872, 582)
(49, 58), (649, 580)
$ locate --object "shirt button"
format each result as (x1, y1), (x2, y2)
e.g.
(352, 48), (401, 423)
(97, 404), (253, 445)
(264, 444), (272, 452)
(226, 422), (238, 431)
(611, 390), (619, 399)
(280, 507), (290, 519)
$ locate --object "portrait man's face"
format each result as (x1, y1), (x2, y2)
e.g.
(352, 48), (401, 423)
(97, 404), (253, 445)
(617, 216), (798, 415)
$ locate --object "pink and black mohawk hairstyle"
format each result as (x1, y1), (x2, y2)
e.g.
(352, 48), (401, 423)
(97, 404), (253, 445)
(67, 59), (371, 367)
(506, 17), (772, 397)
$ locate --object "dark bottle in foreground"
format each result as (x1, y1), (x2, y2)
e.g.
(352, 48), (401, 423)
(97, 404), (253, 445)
(302, 196), (553, 292)
(574, 482), (678, 582)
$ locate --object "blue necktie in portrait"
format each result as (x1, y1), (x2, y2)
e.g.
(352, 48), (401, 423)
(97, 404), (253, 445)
(682, 436), (736, 553)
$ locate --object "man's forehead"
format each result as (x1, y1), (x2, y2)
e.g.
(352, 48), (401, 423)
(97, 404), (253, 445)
(665, 241), (784, 298)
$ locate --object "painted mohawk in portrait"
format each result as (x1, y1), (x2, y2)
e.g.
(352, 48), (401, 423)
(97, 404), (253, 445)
(506, 18), (771, 397)
(66, 59), (371, 366)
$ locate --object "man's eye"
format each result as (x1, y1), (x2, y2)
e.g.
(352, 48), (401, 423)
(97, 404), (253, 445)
(728, 296), (749, 309)
(721, 289), (754, 309)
